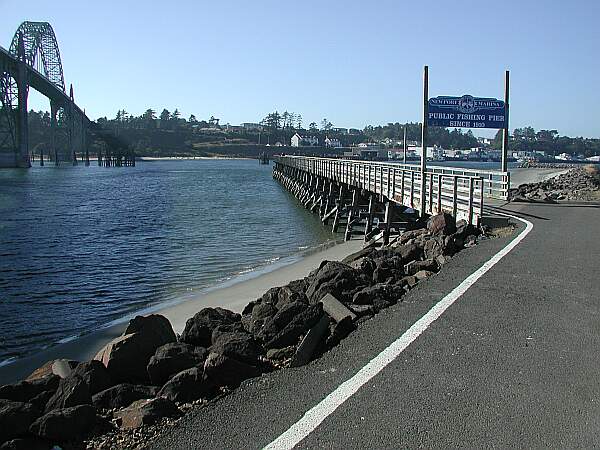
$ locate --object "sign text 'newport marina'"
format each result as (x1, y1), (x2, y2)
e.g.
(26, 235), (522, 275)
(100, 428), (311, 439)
(427, 95), (507, 129)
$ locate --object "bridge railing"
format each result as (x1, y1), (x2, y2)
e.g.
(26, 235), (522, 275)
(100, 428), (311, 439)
(275, 155), (487, 225)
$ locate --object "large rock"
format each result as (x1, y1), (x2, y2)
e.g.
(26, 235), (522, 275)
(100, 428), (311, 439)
(395, 228), (428, 245)
(211, 331), (263, 365)
(211, 322), (246, 343)
(264, 304), (324, 350)
(157, 367), (214, 403)
(256, 301), (307, 344)
(393, 242), (422, 262)
(115, 397), (181, 429)
(352, 284), (391, 305)
(0, 376), (59, 404)
(147, 343), (208, 386)
(92, 383), (157, 410)
(244, 302), (277, 334)
(0, 399), (40, 443)
(274, 286), (306, 310)
(124, 314), (177, 342)
(349, 257), (376, 278)
(427, 213), (456, 236)
(423, 236), (445, 260)
(404, 259), (438, 276)
(96, 314), (176, 383)
(28, 391), (54, 413)
(44, 374), (91, 413)
(94, 315), (176, 383)
(29, 404), (96, 442)
(71, 360), (112, 395)
(203, 352), (261, 387)
(26, 359), (79, 381)
(305, 261), (362, 304)
(180, 308), (240, 348)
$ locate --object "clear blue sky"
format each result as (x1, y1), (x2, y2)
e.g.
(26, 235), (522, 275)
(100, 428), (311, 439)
(2, 0), (599, 137)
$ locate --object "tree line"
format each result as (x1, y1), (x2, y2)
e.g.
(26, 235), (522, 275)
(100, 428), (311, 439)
(25, 109), (600, 158)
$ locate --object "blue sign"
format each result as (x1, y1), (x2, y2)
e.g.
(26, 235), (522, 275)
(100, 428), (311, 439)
(427, 95), (507, 129)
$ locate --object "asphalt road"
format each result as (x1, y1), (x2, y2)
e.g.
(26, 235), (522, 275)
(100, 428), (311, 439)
(150, 201), (600, 449)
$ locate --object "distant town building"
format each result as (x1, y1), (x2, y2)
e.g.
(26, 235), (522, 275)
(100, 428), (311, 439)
(477, 137), (494, 146)
(344, 144), (387, 160)
(324, 136), (342, 148)
(556, 152), (575, 161)
(332, 127), (349, 134)
(348, 128), (362, 135)
(223, 124), (244, 132)
(291, 133), (319, 147)
(241, 123), (263, 131)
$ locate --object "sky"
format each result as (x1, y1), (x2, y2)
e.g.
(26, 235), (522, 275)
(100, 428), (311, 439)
(2, 0), (599, 138)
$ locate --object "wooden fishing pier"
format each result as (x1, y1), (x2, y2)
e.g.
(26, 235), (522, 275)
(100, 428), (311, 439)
(273, 155), (509, 244)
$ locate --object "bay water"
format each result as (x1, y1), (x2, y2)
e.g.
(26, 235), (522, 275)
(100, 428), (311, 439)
(0, 159), (334, 365)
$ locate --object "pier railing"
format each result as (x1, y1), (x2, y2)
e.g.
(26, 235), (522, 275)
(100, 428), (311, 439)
(384, 162), (510, 200)
(275, 155), (488, 224)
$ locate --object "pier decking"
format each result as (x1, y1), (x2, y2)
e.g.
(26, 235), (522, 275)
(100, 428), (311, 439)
(273, 155), (509, 242)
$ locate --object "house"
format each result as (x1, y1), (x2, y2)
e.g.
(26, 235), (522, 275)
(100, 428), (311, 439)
(324, 136), (341, 148)
(477, 137), (494, 146)
(291, 133), (319, 147)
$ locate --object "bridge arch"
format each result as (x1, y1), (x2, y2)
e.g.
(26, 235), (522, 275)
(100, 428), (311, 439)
(9, 21), (65, 93)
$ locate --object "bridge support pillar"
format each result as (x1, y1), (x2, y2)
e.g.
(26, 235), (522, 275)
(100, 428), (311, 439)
(15, 33), (30, 168)
(69, 105), (76, 166)
(83, 119), (89, 166)
(50, 102), (58, 166)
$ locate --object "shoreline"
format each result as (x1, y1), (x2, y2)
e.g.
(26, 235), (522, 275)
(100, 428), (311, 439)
(0, 238), (363, 384)
(139, 156), (254, 161)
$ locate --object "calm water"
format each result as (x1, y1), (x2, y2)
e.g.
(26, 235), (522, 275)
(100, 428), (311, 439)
(0, 160), (333, 364)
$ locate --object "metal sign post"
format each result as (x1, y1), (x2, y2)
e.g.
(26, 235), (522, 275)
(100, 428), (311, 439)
(403, 125), (407, 164)
(421, 65), (428, 217)
(501, 70), (510, 172)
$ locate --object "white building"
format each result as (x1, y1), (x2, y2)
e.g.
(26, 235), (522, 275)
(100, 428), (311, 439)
(556, 152), (574, 161)
(291, 133), (319, 147)
(324, 136), (341, 148)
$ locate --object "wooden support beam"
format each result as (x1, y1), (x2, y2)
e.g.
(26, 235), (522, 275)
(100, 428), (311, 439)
(332, 185), (345, 233)
(322, 205), (338, 224)
(345, 188), (358, 241)
(383, 200), (394, 245)
(364, 194), (374, 241)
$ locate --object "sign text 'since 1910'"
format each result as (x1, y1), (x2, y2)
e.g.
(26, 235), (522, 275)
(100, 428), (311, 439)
(427, 95), (507, 129)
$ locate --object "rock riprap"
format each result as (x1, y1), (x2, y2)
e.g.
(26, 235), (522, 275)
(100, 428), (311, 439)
(0, 213), (488, 448)
(510, 166), (600, 202)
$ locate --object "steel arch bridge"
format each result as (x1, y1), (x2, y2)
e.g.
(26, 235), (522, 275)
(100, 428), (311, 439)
(0, 21), (90, 168)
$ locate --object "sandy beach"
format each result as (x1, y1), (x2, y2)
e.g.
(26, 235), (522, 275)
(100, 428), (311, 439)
(509, 167), (570, 187)
(0, 238), (364, 385)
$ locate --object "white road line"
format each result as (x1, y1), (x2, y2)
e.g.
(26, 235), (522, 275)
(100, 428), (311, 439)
(264, 213), (533, 450)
